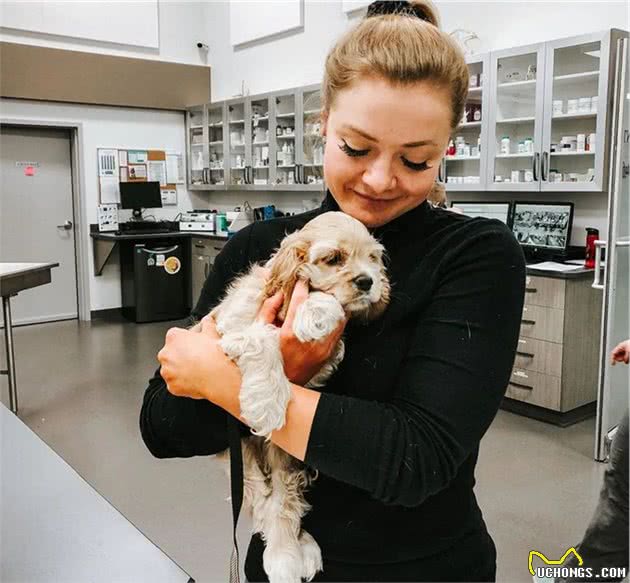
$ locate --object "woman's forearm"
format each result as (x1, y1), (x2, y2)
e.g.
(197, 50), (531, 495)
(212, 379), (321, 461)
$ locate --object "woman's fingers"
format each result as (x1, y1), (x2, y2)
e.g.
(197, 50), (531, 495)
(200, 315), (221, 339)
(257, 290), (284, 324)
(283, 280), (310, 330)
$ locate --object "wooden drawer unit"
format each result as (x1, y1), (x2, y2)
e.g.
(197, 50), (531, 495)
(506, 368), (561, 410)
(514, 337), (563, 377)
(520, 304), (564, 343)
(505, 273), (602, 421)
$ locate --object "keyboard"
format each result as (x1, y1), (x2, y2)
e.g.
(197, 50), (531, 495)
(118, 221), (173, 235)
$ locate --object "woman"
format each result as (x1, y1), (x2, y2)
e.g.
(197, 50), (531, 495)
(140, 1), (526, 581)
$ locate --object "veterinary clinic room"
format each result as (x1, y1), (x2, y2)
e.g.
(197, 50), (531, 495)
(1, 0), (630, 582)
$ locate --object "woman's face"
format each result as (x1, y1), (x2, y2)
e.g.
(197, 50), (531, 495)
(322, 76), (452, 228)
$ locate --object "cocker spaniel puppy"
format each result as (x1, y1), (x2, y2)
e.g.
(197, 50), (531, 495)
(208, 211), (390, 583)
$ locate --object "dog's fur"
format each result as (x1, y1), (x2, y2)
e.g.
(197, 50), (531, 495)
(205, 212), (390, 583)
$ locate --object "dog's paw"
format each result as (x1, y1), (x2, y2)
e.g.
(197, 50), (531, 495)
(293, 292), (345, 343)
(263, 544), (303, 583)
(241, 381), (290, 436)
(299, 530), (323, 582)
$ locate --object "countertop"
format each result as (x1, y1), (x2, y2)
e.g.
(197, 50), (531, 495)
(90, 230), (229, 242)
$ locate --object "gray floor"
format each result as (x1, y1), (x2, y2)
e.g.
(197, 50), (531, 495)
(2, 318), (607, 583)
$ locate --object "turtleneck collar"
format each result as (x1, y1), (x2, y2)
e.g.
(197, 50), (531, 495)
(320, 190), (431, 238)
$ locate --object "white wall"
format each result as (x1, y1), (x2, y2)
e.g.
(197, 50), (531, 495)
(0, 98), (205, 311)
(0, 1), (210, 65)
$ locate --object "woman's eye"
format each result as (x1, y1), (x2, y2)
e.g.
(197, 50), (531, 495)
(339, 140), (369, 157)
(402, 158), (431, 172)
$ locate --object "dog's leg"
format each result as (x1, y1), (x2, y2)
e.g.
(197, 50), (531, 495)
(260, 448), (316, 583)
(292, 291), (345, 343)
(298, 529), (323, 582)
(306, 339), (344, 389)
(220, 322), (290, 436)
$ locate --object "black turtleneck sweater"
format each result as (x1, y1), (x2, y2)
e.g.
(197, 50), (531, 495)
(140, 193), (526, 582)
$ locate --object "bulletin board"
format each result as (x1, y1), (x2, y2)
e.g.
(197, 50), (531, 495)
(97, 148), (184, 206)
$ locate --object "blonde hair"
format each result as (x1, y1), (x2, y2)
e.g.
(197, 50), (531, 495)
(321, 0), (469, 204)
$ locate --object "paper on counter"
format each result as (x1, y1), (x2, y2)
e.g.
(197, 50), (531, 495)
(527, 261), (584, 272)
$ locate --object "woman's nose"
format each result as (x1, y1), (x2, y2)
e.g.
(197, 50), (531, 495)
(362, 157), (396, 193)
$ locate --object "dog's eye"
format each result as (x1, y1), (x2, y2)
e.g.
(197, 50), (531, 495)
(369, 252), (381, 262)
(324, 251), (343, 266)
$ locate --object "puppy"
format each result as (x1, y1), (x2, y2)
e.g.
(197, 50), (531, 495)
(207, 211), (390, 583)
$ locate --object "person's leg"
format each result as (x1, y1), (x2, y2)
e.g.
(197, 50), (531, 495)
(556, 412), (629, 582)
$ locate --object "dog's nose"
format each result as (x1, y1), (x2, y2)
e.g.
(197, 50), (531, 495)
(353, 274), (373, 292)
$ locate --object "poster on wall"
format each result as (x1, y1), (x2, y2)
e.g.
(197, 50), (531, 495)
(98, 147), (183, 205)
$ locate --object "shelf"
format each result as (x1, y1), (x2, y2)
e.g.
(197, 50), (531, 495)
(229, 119), (245, 124)
(496, 153), (534, 158)
(550, 151), (595, 156)
(459, 121), (482, 128)
(467, 86), (482, 94)
(445, 155), (481, 161)
(552, 112), (597, 120)
(230, 143), (245, 148)
(190, 125), (203, 130)
(303, 163), (323, 167)
(209, 141), (223, 145)
(496, 116), (536, 124)
(497, 79), (537, 89)
(277, 164), (295, 168)
(209, 168), (224, 171)
(277, 134), (295, 139)
(553, 71), (599, 83)
(253, 115), (269, 121)
(252, 141), (269, 146)
(208, 122), (223, 127)
(253, 165), (269, 169)
(304, 109), (320, 115)
(232, 166), (246, 170)
(191, 143), (204, 147)
(276, 112), (295, 118)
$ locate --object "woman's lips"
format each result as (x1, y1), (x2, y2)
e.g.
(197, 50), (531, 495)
(352, 190), (398, 204)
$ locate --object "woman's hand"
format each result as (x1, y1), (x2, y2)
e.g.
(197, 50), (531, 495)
(611, 339), (630, 365)
(257, 280), (346, 386)
(157, 316), (241, 402)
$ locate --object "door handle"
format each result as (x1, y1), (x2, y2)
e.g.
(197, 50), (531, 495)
(541, 151), (549, 182)
(532, 153), (539, 182)
(592, 239), (606, 290)
(57, 220), (73, 230)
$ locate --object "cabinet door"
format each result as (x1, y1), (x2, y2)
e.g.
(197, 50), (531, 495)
(272, 90), (298, 187)
(191, 252), (207, 307)
(206, 103), (227, 188)
(249, 95), (272, 187)
(187, 105), (207, 188)
(487, 43), (546, 191)
(444, 54), (489, 191)
(226, 98), (248, 187)
(300, 86), (325, 190)
(541, 31), (612, 192)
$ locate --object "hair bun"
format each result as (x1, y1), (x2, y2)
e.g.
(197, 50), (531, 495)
(366, 0), (439, 27)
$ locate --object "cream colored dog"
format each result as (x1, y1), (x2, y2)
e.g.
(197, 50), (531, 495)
(206, 211), (390, 583)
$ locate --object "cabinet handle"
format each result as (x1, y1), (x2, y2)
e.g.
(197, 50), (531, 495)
(516, 351), (535, 358)
(508, 381), (533, 391)
(525, 287), (538, 293)
(213, 246), (223, 251)
(194, 244), (205, 249)
(532, 152), (539, 182)
(294, 165), (299, 184)
(298, 164), (304, 184)
(204, 262), (209, 279)
(521, 319), (536, 325)
(541, 151), (549, 182)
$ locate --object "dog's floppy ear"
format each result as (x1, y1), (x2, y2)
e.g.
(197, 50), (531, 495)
(264, 231), (310, 319)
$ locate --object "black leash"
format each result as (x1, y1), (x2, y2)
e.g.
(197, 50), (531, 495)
(227, 416), (244, 583)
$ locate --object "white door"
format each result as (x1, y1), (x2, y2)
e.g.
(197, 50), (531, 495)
(593, 38), (629, 461)
(0, 125), (78, 325)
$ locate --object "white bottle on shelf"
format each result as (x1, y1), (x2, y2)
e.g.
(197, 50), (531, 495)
(500, 136), (510, 155)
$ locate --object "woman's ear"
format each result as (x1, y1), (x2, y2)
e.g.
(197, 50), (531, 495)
(264, 232), (310, 319)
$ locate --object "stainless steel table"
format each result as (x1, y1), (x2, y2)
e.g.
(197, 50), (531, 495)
(0, 403), (194, 583)
(0, 262), (59, 413)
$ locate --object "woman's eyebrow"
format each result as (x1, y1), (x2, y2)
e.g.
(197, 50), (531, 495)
(342, 124), (437, 148)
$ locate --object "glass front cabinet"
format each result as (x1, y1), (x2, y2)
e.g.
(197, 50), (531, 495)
(486, 30), (616, 193)
(186, 29), (623, 194)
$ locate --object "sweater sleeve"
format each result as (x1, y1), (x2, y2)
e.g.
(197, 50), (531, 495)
(304, 224), (526, 507)
(139, 227), (254, 459)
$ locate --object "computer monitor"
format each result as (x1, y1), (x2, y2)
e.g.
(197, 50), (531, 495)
(450, 201), (511, 225)
(510, 202), (574, 252)
(119, 181), (162, 218)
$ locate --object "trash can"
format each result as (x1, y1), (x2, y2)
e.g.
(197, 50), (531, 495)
(121, 242), (189, 323)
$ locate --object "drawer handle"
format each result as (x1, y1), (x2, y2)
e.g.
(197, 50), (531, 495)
(525, 288), (538, 293)
(194, 244), (205, 249)
(516, 351), (534, 358)
(508, 381), (533, 391)
(213, 246), (223, 251)
(521, 319), (536, 325)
